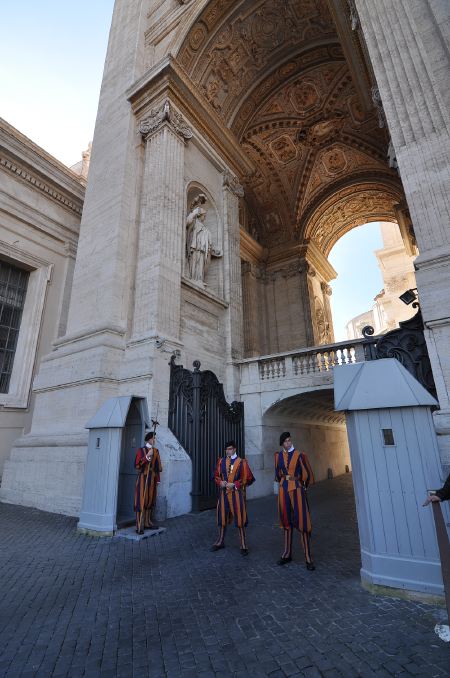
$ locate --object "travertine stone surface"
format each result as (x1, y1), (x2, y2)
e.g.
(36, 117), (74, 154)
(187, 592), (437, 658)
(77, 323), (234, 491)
(356, 0), (450, 467)
(3, 0), (450, 517)
(0, 119), (83, 477)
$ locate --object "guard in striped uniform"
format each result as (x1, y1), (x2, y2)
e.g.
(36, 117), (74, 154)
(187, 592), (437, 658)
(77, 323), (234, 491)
(275, 431), (315, 570)
(134, 431), (162, 534)
(211, 441), (255, 555)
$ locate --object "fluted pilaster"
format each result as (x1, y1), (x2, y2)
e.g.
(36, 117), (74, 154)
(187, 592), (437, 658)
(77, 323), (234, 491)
(132, 122), (186, 339)
(241, 262), (261, 357)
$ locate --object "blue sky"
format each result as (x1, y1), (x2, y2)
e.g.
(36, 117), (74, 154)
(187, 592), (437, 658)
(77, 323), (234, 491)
(1, 1), (114, 166)
(329, 223), (384, 340)
(1, 2), (384, 339)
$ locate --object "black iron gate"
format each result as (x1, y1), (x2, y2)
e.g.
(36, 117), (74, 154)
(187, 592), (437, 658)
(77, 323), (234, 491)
(168, 358), (245, 511)
(363, 309), (437, 400)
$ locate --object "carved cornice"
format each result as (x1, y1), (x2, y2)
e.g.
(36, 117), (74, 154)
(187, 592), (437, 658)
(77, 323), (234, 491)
(0, 154), (83, 216)
(240, 228), (266, 265)
(264, 240), (337, 281)
(127, 56), (255, 178)
(223, 170), (244, 198)
(0, 118), (85, 217)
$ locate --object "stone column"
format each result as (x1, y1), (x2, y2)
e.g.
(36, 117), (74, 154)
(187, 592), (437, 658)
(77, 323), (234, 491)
(241, 261), (261, 357)
(222, 172), (245, 400)
(356, 0), (450, 467)
(125, 101), (192, 425)
(132, 102), (190, 341)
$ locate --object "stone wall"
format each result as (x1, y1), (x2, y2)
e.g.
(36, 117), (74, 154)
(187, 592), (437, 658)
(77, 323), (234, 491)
(0, 119), (83, 478)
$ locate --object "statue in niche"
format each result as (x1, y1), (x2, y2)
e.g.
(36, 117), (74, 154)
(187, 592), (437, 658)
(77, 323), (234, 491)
(314, 297), (331, 344)
(185, 193), (221, 285)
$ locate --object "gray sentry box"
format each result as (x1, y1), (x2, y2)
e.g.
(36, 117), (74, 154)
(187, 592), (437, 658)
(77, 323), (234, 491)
(334, 358), (448, 596)
(78, 396), (149, 535)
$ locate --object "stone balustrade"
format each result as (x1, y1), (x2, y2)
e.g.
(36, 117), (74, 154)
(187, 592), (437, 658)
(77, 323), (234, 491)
(239, 337), (377, 392)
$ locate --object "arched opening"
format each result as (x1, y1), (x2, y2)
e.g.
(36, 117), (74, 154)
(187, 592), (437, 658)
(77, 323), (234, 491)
(263, 388), (350, 483)
(175, 2), (430, 549)
(329, 220), (418, 341)
(175, 0), (413, 358)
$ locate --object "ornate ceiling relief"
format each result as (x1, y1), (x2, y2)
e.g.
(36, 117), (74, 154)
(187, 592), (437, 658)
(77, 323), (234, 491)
(304, 184), (401, 256)
(178, 0), (335, 122)
(177, 0), (403, 252)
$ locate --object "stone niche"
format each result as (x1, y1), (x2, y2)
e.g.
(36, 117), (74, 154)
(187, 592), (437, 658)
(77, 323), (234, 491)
(184, 183), (223, 296)
(181, 143), (228, 378)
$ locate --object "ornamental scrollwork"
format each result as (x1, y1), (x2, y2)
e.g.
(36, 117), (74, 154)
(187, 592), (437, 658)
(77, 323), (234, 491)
(138, 100), (193, 141)
(223, 170), (244, 198)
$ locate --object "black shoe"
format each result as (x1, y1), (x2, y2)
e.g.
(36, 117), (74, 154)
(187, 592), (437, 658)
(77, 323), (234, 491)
(277, 556), (292, 565)
(211, 543), (225, 552)
(306, 561), (316, 571)
(136, 529), (144, 535)
(240, 548), (249, 556)
(146, 524), (159, 530)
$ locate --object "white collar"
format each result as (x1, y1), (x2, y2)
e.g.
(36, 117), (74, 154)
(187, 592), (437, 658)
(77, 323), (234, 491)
(282, 445), (294, 453)
(230, 453), (237, 460)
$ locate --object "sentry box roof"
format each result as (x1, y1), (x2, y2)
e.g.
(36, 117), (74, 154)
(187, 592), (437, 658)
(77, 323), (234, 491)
(334, 358), (438, 411)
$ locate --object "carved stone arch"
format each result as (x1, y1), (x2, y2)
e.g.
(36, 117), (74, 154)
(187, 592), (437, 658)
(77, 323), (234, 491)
(172, 0), (403, 253)
(303, 180), (403, 257)
(296, 168), (402, 235)
(166, 0), (213, 59)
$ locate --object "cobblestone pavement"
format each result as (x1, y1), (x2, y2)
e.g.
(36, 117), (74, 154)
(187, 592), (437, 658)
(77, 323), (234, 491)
(1, 475), (449, 678)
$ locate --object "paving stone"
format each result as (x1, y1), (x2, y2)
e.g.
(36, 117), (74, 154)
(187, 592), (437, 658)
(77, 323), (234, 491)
(0, 476), (449, 678)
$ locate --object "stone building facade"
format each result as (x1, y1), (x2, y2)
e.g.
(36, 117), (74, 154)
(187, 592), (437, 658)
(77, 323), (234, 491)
(346, 221), (417, 339)
(1, 0), (450, 518)
(0, 119), (83, 478)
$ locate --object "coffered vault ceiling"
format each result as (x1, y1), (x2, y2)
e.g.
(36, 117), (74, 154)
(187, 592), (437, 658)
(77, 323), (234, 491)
(178, 0), (402, 250)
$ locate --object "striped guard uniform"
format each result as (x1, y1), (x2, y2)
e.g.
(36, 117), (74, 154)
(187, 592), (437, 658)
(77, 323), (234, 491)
(213, 455), (255, 550)
(275, 448), (314, 562)
(134, 446), (162, 530)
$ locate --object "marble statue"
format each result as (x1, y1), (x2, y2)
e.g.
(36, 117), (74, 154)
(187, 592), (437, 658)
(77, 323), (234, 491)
(186, 194), (221, 284)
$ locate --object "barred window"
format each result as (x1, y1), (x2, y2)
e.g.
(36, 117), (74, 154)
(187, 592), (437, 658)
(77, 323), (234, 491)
(0, 260), (29, 393)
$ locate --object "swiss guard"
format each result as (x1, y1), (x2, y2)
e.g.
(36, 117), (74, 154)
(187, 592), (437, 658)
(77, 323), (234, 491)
(211, 440), (255, 555)
(275, 431), (315, 570)
(134, 431), (162, 534)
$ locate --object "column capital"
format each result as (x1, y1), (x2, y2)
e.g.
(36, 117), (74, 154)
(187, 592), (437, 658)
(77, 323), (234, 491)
(223, 170), (244, 198)
(138, 100), (193, 142)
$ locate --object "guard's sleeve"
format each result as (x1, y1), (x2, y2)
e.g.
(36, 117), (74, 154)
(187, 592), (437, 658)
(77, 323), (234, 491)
(435, 472), (450, 502)
(214, 458), (223, 487)
(135, 448), (148, 470)
(274, 452), (281, 481)
(235, 460), (255, 490)
(301, 452), (315, 488)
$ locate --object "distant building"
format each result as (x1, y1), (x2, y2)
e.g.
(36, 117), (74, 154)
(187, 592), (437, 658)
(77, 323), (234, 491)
(346, 222), (417, 340)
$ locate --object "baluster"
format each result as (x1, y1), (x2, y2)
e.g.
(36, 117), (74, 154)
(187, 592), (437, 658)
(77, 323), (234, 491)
(299, 354), (306, 374)
(317, 352), (324, 371)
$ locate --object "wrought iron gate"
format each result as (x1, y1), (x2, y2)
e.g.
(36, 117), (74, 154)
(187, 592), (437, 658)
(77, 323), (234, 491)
(168, 358), (245, 511)
(363, 309), (437, 400)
